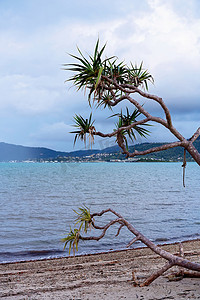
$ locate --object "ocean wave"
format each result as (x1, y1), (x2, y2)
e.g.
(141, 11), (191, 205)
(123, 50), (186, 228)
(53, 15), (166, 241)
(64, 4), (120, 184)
(0, 249), (65, 264)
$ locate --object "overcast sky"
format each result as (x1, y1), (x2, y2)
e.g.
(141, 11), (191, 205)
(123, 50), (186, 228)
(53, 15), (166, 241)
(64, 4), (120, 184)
(0, 0), (200, 152)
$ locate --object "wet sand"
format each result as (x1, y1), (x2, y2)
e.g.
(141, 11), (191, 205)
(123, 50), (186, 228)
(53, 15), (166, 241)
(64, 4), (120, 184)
(0, 239), (200, 299)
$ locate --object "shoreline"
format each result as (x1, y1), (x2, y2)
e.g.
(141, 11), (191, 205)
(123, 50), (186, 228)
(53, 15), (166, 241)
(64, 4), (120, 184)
(1, 239), (200, 299)
(1, 237), (199, 265)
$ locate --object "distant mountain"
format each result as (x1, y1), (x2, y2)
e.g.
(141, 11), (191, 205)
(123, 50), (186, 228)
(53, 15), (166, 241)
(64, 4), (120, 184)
(0, 142), (69, 162)
(0, 136), (199, 162)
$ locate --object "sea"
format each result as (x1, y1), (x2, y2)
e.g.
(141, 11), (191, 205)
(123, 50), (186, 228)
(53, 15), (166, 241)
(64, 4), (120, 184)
(0, 162), (199, 263)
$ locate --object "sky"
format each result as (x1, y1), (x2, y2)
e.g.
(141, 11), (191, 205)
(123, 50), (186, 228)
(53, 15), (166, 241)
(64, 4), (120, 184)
(0, 0), (200, 152)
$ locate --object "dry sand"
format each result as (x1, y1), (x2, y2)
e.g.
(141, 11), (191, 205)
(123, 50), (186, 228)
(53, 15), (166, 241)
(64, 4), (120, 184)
(0, 239), (200, 299)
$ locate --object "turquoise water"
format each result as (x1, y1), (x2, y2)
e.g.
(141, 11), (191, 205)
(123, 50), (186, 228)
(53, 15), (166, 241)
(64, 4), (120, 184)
(0, 162), (199, 263)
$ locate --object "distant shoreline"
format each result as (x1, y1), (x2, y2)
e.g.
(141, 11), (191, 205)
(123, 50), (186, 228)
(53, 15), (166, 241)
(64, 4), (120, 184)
(1, 138), (199, 162)
(0, 159), (195, 163)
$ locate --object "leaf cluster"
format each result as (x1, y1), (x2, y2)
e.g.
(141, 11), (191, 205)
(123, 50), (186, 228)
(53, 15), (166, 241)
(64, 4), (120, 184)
(61, 228), (80, 256)
(63, 39), (154, 106)
(128, 62), (154, 90)
(111, 107), (151, 148)
(64, 39), (112, 105)
(62, 206), (93, 255)
(70, 113), (95, 147)
(74, 206), (93, 233)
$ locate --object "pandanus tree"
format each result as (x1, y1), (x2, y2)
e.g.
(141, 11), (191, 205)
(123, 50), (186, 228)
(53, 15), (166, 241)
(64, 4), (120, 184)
(62, 40), (200, 286)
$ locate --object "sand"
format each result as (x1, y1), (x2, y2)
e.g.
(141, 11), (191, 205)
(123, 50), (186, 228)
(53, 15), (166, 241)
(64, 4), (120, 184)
(0, 239), (200, 299)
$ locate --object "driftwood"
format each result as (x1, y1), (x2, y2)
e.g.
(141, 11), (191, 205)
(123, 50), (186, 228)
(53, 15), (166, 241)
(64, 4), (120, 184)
(74, 208), (200, 287)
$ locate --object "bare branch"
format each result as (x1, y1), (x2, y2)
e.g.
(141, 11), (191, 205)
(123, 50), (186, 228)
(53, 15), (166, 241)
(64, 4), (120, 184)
(94, 117), (150, 138)
(80, 218), (124, 242)
(137, 90), (172, 127)
(126, 236), (140, 248)
(140, 261), (174, 287)
(102, 76), (137, 94)
(126, 95), (169, 128)
(189, 127), (200, 143)
(122, 84), (173, 127)
(91, 221), (105, 230)
(103, 78), (166, 127)
(91, 208), (121, 219)
(127, 141), (185, 158)
(110, 95), (130, 106)
(132, 271), (139, 286)
(106, 79), (172, 127)
(115, 224), (125, 237)
(173, 270), (200, 278)
(109, 94), (128, 106)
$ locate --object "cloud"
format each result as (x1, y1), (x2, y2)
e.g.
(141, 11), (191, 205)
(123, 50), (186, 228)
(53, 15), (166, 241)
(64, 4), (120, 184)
(31, 122), (71, 141)
(29, 121), (74, 151)
(0, 74), (64, 115)
(0, 0), (200, 150)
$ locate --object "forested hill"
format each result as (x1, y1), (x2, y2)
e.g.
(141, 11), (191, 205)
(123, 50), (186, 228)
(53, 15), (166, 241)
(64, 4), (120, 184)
(94, 137), (200, 162)
(127, 136), (200, 161)
(0, 136), (199, 162)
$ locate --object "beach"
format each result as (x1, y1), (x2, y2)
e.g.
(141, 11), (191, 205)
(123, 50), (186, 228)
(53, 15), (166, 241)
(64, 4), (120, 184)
(0, 239), (200, 299)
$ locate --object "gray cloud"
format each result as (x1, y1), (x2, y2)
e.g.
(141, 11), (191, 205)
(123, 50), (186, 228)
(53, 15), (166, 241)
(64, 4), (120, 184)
(0, 0), (200, 151)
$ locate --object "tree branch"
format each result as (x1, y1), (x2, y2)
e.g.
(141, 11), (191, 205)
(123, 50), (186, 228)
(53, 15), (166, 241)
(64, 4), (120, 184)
(80, 218), (124, 241)
(71, 208), (200, 286)
(115, 224), (125, 237)
(121, 84), (173, 127)
(127, 141), (185, 158)
(103, 78), (168, 128)
(140, 261), (174, 287)
(189, 127), (200, 143)
(104, 78), (173, 127)
(126, 236), (140, 248)
(94, 118), (150, 138)
(83, 208), (200, 271)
